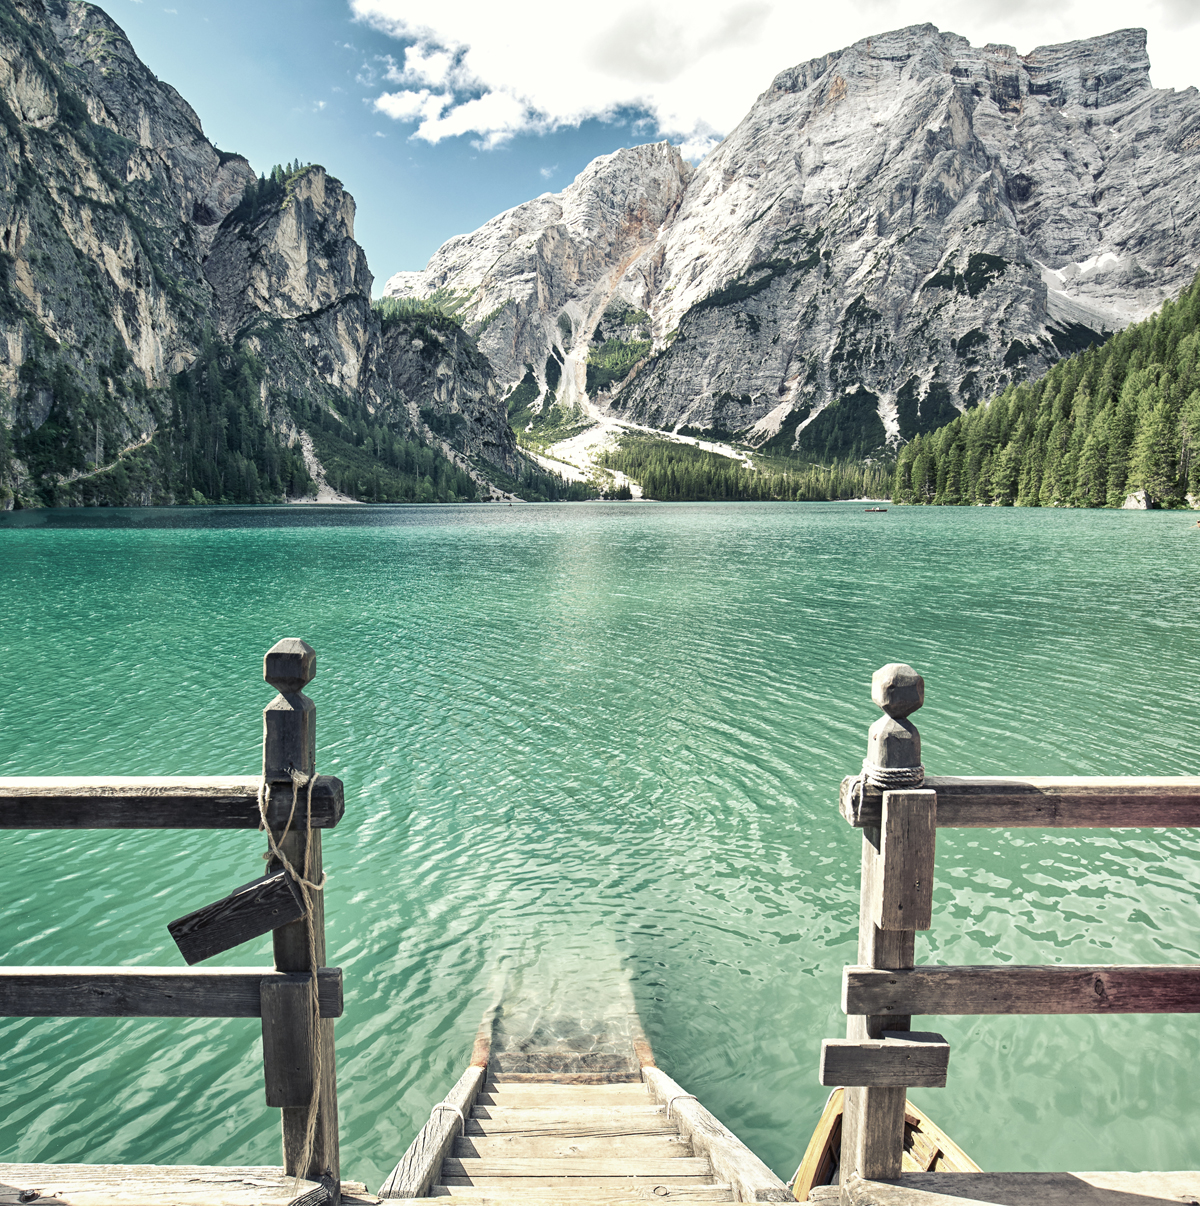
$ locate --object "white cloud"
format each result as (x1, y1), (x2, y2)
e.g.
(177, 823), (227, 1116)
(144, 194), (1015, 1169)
(352, 0), (1197, 157)
(539, 164), (557, 179)
(373, 88), (451, 125)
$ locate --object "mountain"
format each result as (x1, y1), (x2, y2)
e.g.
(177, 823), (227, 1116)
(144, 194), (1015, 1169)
(0, 0), (527, 507)
(385, 25), (1200, 459)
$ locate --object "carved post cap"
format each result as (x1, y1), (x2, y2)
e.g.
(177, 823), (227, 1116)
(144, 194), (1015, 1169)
(264, 639), (316, 694)
(871, 663), (924, 719)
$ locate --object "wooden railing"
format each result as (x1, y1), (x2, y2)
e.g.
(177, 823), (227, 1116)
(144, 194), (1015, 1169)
(0, 640), (344, 1204)
(823, 663), (1200, 1196)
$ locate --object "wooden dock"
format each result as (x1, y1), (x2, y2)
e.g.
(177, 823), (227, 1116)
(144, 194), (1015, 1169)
(5, 645), (1200, 1206)
(378, 983), (793, 1203)
(380, 1070), (792, 1203)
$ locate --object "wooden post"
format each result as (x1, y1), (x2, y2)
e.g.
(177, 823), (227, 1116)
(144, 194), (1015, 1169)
(259, 639), (340, 1203)
(840, 664), (936, 1196)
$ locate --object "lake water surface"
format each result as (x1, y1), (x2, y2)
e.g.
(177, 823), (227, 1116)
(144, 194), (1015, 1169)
(1, 501), (1198, 1187)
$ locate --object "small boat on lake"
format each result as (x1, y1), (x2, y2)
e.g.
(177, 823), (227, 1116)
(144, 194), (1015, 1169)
(864, 506), (888, 512)
(790, 1087), (981, 1201)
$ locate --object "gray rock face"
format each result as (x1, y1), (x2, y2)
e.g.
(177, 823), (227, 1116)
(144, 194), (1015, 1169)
(0, 0), (517, 504)
(389, 25), (1200, 455)
(384, 142), (690, 411)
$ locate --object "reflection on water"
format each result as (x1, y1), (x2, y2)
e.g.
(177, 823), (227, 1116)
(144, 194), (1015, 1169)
(0, 502), (1197, 1187)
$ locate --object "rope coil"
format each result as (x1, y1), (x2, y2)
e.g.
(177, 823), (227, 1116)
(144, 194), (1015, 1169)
(258, 768), (328, 1191)
(849, 759), (925, 818)
(861, 758), (925, 789)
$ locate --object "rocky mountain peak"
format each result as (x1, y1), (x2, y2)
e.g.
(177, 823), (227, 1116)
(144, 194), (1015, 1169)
(389, 23), (1199, 458)
(384, 140), (690, 391)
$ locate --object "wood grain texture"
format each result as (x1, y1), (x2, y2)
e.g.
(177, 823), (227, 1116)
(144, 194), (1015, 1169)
(466, 1106), (673, 1134)
(842, 814), (916, 1185)
(474, 1083), (645, 1107)
(866, 792), (936, 932)
(263, 694), (316, 783)
(441, 1157), (712, 1178)
(643, 1067), (794, 1202)
(820, 1033), (949, 1088)
(452, 1133), (692, 1159)
(425, 1184), (735, 1199)
(840, 1086), (905, 1185)
(840, 1170), (1200, 1205)
(0, 967), (342, 1017)
(378, 1064), (487, 1199)
(0, 777), (344, 830)
(261, 978), (314, 1107)
(843, 964), (1200, 1016)
(0, 1163), (327, 1206)
(841, 775), (1200, 829)
(169, 871), (305, 965)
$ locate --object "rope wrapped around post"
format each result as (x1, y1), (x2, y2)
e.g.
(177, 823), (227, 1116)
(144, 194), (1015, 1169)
(258, 638), (340, 1202)
(258, 768), (327, 1191)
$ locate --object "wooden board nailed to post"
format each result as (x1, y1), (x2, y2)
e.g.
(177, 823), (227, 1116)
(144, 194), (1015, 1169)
(168, 870), (306, 965)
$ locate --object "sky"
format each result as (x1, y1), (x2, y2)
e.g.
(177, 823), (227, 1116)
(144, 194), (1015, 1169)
(108, 0), (1198, 291)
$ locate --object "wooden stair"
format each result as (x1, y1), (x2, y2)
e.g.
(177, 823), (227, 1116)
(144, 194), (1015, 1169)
(427, 1076), (733, 1201)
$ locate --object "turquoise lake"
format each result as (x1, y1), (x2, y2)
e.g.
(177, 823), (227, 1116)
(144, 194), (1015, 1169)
(1, 501), (1198, 1187)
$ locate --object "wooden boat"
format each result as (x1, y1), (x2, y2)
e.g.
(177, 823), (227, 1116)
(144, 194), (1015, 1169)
(864, 507), (888, 512)
(378, 990), (794, 1202)
(790, 1088), (981, 1201)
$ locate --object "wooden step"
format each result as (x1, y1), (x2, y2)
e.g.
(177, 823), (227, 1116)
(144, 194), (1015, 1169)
(442, 1157), (712, 1181)
(476, 1083), (647, 1108)
(467, 1107), (674, 1135)
(427, 1186), (736, 1201)
(453, 1133), (693, 1159)
(0, 1163), (328, 1205)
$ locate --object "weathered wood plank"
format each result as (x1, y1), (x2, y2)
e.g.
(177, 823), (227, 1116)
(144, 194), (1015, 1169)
(841, 775), (1200, 829)
(426, 1185), (735, 1200)
(453, 1133), (692, 1159)
(864, 791), (936, 932)
(0, 1164), (327, 1206)
(642, 1067), (793, 1202)
(378, 1064), (487, 1199)
(474, 1084), (646, 1107)
(466, 1107), (673, 1135)
(843, 964), (1200, 1016)
(0, 967), (342, 1017)
(840, 1170), (1200, 1204)
(169, 871), (305, 966)
(840, 1086), (905, 1194)
(442, 1157), (711, 1177)
(0, 776), (344, 830)
(820, 1033), (950, 1088)
(262, 978), (315, 1107)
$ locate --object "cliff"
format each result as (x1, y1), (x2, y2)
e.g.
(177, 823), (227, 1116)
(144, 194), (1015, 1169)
(0, 0), (520, 506)
(387, 25), (1200, 457)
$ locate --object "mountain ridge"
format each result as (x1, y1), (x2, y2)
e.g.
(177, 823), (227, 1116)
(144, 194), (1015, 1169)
(385, 23), (1200, 457)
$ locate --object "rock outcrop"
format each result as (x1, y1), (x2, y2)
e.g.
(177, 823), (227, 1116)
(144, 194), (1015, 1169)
(387, 25), (1200, 456)
(385, 143), (690, 414)
(0, 0), (519, 506)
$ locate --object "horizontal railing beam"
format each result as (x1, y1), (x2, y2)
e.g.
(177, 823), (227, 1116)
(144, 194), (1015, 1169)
(0, 776), (344, 829)
(820, 1031), (950, 1087)
(843, 964), (1200, 1017)
(0, 967), (343, 1017)
(840, 775), (1200, 829)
